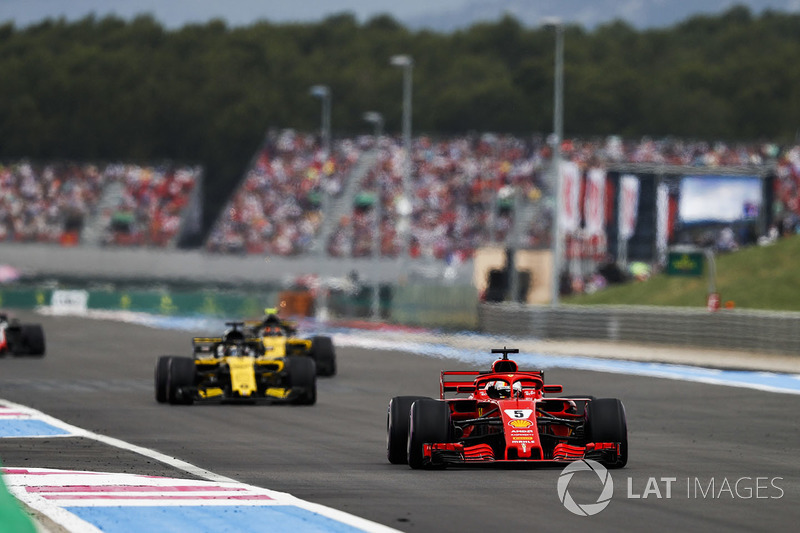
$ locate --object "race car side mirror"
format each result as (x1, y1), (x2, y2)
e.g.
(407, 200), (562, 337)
(543, 385), (563, 393)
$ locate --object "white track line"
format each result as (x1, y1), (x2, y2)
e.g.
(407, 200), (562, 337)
(0, 399), (401, 533)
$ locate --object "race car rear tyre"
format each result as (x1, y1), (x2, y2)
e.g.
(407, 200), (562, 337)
(407, 399), (452, 469)
(289, 356), (317, 405)
(387, 396), (430, 464)
(166, 357), (195, 405)
(310, 336), (336, 377)
(155, 356), (172, 403)
(586, 398), (628, 468)
(21, 325), (46, 356)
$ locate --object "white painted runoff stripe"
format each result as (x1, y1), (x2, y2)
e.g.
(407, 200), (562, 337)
(0, 400), (400, 533)
(3, 468), (397, 533)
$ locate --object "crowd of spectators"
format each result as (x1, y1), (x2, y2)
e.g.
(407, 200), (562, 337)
(4, 133), (798, 260)
(774, 145), (800, 236)
(207, 131), (787, 262)
(205, 129), (361, 255)
(0, 161), (105, 245)
(99, 164), (199, 247)
(326, 134), (547, 262)
(0, 161), (198, 247)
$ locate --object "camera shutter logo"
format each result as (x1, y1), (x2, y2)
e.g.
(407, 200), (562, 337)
(557, 459), (614, 516)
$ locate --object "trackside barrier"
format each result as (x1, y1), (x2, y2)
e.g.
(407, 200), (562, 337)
(392, 285), (479, 330)
(478, 302), (800, 355)
(0, 288), (51, 310)
(0, 287), (280, 318)
(7, 286), (800, 354)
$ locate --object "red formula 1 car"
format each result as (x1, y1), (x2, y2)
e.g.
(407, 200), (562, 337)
(387, 348), (627, 469)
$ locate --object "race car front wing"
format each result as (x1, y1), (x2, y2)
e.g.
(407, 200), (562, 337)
(423, 441), (620, 465)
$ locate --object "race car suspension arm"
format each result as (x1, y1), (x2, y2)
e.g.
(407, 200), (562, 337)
(535, 409), (584, 426)
(455, 407), (501, 427)
(456, 417), (503, 427)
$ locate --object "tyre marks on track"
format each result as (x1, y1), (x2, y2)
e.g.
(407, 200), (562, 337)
(0, 379), (151, 394)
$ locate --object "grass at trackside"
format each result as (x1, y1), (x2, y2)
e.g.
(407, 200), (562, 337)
(563, 234), (800, 311)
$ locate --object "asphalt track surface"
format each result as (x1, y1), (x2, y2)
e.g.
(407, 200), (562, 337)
(1, 310), (799, 532)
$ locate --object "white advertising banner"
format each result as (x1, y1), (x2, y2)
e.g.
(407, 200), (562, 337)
(656, 182), (669, 264)
(560, 161), (581, 233)
(584, 168), (606, 236)
(618, 174), (640, 241)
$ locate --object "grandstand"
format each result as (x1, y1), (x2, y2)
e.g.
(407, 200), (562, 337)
(205, 132), (792, 267)
(4, 134), (799, 274)
(0, 161), (201, 248)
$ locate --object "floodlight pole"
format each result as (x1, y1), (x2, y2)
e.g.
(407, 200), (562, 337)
(364, 111), (385, 320)
(546, 19), (565, 307)
(390, 55), (413, 262)
(310, 84), (331, 320)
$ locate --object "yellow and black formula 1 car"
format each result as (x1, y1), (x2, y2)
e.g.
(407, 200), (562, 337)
(154, 322), (316, 405)
(244, 309), (336, 377)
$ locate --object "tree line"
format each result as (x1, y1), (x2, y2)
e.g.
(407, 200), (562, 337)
(1, 5), (798, 239)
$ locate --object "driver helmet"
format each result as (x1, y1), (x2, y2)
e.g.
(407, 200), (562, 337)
(227, 345), (240, 356)
(263, 326), (283, 337)
(486, 380), (511, 399)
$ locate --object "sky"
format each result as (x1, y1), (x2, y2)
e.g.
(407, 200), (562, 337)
(2, 0), (800, 32)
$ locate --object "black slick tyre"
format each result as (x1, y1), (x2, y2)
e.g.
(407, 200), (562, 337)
(289, 356), (317, 405)
(166, 357), (196, 405)
(310, 336), (336, 376)
(155, 356), (172, 403)
(386, 396), (429, 464)
(407, 399), (451, 469)
(586, 398), (628, 468)
(21, 325), (46, 356)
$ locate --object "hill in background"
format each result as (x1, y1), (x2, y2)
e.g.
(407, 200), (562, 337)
(565, 234), (800, 311)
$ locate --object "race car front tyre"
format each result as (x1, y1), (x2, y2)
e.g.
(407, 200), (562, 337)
(166, 357), (195, 405)
(155, 356), (172, 403)
(310, 336), (336, 377)
(407, 399), (452, 469)
(289, 356), (317, 405)
(20, 325), (45, 356)
(586, 398), (628, 468)
(387, 396), (430, 464)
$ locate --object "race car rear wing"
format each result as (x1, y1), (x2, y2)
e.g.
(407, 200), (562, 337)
(440, 369), (563, 399)
(191, 336), (263, 354)
(440, 371), (482, 399)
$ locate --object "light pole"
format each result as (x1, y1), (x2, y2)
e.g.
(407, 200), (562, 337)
(363, 111), (384, 138)
(364, 111), (384, 319)
(390, 54), (413, 261)
(309, 85), (331, 155)
(310, 84), (331, 320)
(544, 18), (564, 306)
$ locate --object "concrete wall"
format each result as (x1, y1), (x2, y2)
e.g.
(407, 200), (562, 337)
(0, 243), (473, 287)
